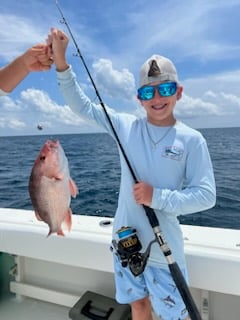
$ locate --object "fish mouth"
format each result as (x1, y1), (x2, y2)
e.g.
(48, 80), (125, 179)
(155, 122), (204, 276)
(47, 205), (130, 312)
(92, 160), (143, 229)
(45, 140), (59, 152)
(47, 139), (59, 147)
(39, 140), (59, 159)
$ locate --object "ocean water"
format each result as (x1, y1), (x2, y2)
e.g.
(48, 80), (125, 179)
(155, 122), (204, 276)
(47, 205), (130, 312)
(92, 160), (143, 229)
(0, 127), (240, 229)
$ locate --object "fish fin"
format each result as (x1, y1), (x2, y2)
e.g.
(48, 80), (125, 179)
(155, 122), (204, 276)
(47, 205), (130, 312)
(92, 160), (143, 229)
(47, 229), (65, 237)
(69, 178), (79, 198)
(57, 229), (65, 236)
(63, 208), (72, 232)
(35, 211), (43, 221)
(55, 173), (64, 180)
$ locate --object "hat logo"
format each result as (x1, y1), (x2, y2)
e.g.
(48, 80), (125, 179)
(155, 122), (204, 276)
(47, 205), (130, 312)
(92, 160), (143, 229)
(148, 60), (161, 77)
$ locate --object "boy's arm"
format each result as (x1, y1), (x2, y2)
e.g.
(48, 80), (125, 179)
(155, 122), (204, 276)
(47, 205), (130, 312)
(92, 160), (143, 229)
(151, 140), (216, 216)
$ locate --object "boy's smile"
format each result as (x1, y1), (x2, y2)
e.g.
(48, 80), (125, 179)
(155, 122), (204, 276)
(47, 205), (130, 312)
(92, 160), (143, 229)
(151, 103), (167, 110)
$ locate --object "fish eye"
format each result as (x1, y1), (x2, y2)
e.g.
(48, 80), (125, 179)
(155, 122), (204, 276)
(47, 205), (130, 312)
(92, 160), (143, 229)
(40, 156), (46, 161)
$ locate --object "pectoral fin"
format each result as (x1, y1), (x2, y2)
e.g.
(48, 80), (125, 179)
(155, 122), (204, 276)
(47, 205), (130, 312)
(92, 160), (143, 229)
(69, 178), (79, 198)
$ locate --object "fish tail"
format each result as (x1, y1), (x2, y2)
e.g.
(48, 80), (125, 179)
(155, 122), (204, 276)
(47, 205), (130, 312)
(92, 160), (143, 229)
(47, 230), (52, 238)
(46, 228), (65, 237)
(57, 229), (65, 236)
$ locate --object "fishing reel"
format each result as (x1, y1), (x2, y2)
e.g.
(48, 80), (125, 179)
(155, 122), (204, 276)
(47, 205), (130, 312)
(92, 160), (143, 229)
(111, 226), (156, 277)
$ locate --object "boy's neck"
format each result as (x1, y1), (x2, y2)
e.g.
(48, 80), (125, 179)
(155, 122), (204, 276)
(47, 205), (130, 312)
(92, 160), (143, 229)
(147, 116), (176, 127)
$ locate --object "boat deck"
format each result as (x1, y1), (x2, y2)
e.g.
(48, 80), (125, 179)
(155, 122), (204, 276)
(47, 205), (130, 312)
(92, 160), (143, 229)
(0, 295), (69, 320)
(0, 252), (69, 320)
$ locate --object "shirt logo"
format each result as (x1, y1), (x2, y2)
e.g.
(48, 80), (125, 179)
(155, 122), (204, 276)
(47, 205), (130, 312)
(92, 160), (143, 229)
(162, 146), (184, 161)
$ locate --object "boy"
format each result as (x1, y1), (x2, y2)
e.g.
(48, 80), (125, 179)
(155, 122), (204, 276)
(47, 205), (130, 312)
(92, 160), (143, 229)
(48, 28), (216, 320)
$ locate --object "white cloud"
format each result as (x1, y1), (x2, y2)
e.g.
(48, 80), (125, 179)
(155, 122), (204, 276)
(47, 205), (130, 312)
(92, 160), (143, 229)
(92, 59), (136, 100)
(0, 88), (99, 135)
(0, 117), (24, 129)
(0, 95), (22, 111)
(174, 69), (240, 126)
(8, 118), (26, 129)
(219, 92), (240, 109)
(20, 89), (90, 127)
(204, 91), (217, 99)
(0, 14), (47, 62)
(176, 94), (220, 118)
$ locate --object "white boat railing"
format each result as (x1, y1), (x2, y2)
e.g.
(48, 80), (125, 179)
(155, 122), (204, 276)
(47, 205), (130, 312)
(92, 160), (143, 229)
(1, 208), (240, 320)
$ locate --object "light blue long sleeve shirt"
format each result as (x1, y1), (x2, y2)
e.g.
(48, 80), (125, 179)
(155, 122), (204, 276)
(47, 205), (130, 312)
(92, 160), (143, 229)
(57, 66), (216, 269)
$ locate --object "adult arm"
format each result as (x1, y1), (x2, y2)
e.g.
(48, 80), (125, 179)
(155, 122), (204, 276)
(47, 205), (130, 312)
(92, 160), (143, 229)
(0, 44), (52, 93)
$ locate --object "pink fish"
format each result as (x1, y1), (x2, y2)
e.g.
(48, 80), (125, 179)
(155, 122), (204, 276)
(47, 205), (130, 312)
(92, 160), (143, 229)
(29, 140), (78, 236)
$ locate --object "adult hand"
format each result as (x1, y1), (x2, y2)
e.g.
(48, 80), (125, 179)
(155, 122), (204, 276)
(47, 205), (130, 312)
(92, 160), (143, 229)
(22, 44), (53, 71)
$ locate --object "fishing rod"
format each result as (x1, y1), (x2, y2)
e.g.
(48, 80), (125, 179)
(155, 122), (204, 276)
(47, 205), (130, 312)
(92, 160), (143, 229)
(55, 1), (202, 319)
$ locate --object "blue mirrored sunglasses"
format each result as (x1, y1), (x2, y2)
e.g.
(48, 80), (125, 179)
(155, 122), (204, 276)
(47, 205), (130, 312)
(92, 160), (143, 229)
(138, 82), (177, 100)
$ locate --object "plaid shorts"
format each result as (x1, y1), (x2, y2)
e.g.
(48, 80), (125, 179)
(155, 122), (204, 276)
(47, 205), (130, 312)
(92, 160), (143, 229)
(113, 256), (189, 320)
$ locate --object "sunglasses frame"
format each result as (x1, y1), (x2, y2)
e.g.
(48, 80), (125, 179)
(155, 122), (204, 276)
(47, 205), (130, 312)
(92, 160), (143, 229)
(138, 82), (177, 101)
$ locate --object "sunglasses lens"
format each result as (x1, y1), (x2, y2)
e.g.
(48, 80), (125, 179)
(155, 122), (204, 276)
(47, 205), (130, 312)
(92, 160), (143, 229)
(138, 86), (155, 100)
(138, 82), (177, 100)
(158, 82), (177, 97)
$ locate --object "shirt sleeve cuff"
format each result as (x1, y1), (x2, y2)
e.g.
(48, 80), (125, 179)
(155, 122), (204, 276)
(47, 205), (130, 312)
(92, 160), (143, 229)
(56, 65), (73, 80)
(151, 187), (164, 210)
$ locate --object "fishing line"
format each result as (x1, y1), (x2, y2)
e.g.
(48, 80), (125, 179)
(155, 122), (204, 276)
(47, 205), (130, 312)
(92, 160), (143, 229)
(55, 1), (202, 319)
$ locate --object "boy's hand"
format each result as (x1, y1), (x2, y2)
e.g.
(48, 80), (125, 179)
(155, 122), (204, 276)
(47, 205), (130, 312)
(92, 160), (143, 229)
(47, 27), (69, 71)
(133, 181), (153, 207)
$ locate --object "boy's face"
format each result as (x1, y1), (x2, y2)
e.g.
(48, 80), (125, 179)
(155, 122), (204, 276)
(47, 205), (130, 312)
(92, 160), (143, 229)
(138, 81), (183, 126)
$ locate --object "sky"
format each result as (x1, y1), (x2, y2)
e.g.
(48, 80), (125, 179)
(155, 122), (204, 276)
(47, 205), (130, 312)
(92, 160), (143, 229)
(1, 0), (240, 136)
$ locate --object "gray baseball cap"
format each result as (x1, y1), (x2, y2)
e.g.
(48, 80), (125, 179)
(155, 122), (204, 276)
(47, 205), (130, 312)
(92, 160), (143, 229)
(139, 54), (178, 88)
